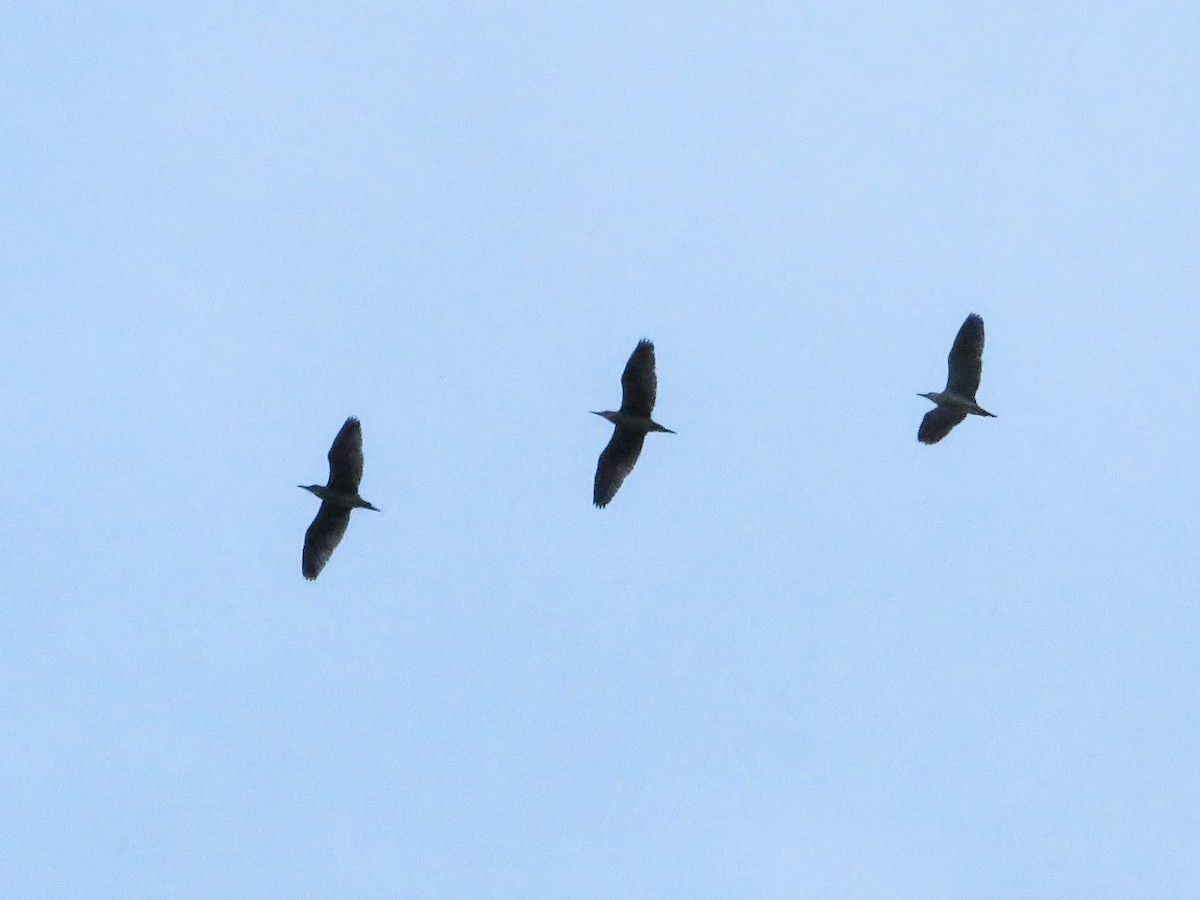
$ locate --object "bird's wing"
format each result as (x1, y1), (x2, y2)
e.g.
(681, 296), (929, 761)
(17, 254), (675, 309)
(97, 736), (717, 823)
(327, 417), (365, 493)
(945, 313), (985, 399)
(918, 407), (968, 445)
(593, 428), (646, 508)
(619, 340), (658, 418)
(302, 502), (351, 579)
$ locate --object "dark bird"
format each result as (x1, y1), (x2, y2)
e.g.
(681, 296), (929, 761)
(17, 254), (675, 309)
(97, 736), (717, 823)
(918, 313), (996, 444)
(591, 339), (675, 507)
(298, 417), (379, 579)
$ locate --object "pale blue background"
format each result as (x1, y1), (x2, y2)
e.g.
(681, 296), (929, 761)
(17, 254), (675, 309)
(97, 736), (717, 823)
(4, 3), (1199, 897)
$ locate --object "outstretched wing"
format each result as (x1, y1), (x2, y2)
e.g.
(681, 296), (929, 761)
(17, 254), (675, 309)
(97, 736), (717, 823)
(593, 428), (646, 508)
(918, 407), (967, 445)
(302, 502), (351, 579)
(327, 417), (365, 494)
(945, 314), (985, 399)
(618, 340), (657, 418)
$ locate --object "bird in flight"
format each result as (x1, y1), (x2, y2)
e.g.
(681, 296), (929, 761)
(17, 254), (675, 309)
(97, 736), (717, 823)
(917, 313), (995, 444)
(591, 339), (675, 507)
(298, 417), (379, 579)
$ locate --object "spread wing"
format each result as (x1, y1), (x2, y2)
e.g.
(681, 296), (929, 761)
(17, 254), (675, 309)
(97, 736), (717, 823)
(302, 502), (351, 579)
(618, 340), (657, 418)
(918, 407), (968, 445)
(327, 417), (365, 494)
(945, 314), (985, 399)
(593, 428), (646, 508)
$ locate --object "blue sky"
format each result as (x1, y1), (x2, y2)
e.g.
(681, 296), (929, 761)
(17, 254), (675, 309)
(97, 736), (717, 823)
(4, 3), (1199, 897)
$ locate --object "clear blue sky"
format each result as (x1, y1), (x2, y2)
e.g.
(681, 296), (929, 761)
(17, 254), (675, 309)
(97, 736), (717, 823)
(4, 3), (1199, 897)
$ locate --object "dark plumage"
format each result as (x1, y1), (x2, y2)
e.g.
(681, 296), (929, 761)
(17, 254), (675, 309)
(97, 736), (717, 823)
(917, 406), (968, 445)
(591, 340), (675, 507)
(594, 427), (646, 509)
(298, 417), (379, 580)
(917, 313), (995, 445)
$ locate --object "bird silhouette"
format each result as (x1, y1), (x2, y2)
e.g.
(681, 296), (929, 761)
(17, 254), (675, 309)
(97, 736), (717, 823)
(591, 340), (675, 507)
(918, 313), (995, 444)
(299, 417), (379, 579)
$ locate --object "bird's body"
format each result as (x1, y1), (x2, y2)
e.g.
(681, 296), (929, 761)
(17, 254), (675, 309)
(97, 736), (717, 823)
(593, 410), (670, 432)
(917, 313), (995, 445)
(299, 417), (379, 580)
(592, 339), (674, 508)
(300, 485), (379, 510)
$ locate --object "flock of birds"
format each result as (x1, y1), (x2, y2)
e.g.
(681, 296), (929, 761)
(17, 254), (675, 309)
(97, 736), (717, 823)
(298, 312), (994, 580)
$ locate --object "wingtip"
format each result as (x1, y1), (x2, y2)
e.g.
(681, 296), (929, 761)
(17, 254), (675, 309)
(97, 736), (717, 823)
(964, 312), (985, 332)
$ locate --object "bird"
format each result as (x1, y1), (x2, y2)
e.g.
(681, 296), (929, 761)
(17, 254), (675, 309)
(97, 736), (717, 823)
(591, 339), (675, 507)
(917, 313), (995, 444)
(298, 417), (379, 579)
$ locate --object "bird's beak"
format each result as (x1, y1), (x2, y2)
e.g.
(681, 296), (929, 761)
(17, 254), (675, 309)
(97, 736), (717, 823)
(589, 411), (604, 417)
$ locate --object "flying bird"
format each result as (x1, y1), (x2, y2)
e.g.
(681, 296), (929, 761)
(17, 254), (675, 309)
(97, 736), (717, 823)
(298, 417), (379, 579)
(591, 339), (675, 507)
(917, 313), (995, 444)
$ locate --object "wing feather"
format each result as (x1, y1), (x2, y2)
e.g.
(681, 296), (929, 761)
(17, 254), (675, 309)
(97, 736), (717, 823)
(945, 314), (985, 399)
(619, 340), (657, 418)
(327, 417), (365, 494)
(302, 503), (351, 579)
(593, 428), (646, 508)
(918, 407), (967, 445)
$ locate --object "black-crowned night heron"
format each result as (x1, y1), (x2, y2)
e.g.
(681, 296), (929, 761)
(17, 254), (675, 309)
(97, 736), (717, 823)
(299, 416), (379, 579)
(918, 313), (995, 444)
(591, 339), (675, 508)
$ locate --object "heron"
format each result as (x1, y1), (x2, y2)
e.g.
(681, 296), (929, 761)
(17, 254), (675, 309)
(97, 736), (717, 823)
(918, 313), (995, 444)
(299, 416), (379, 579)
(591, 339), (675, 508)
